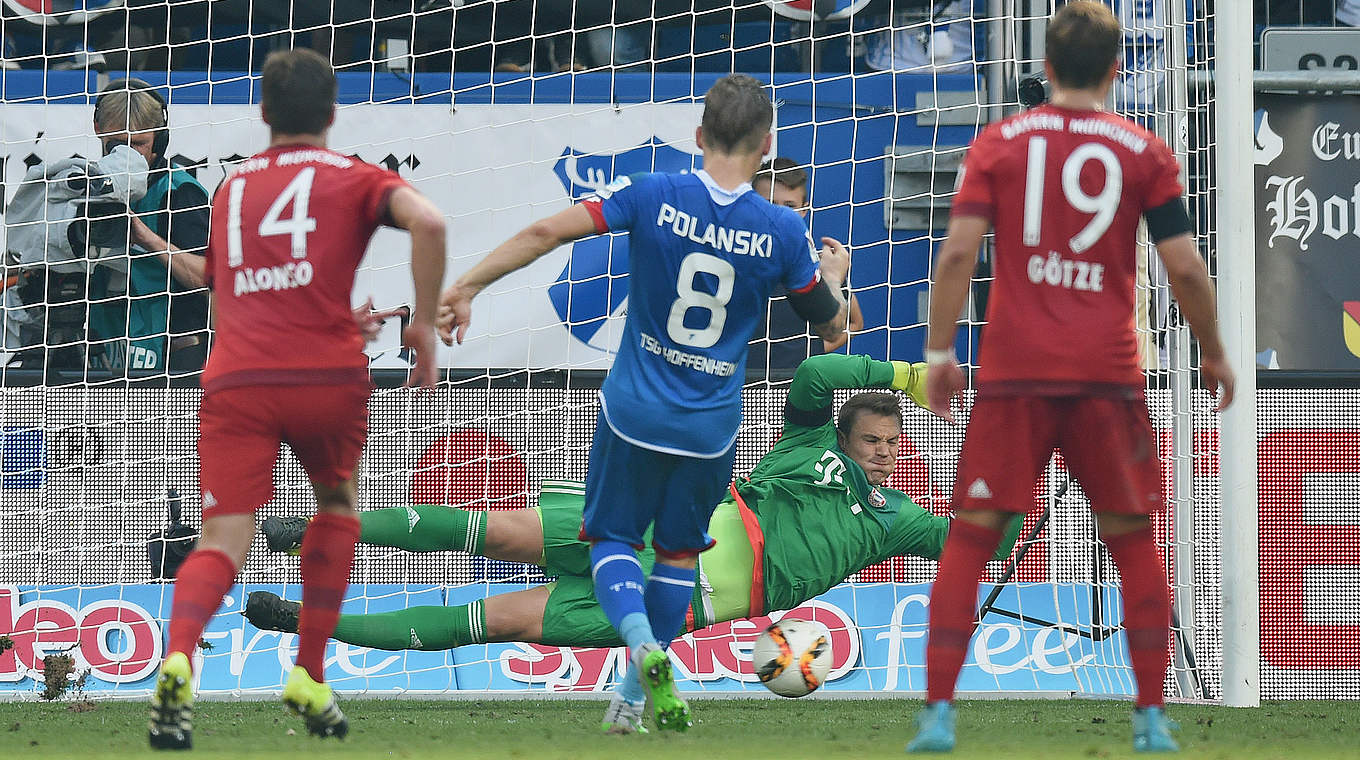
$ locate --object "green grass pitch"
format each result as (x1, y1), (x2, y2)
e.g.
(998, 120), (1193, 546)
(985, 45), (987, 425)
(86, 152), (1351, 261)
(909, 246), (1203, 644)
(1, 698), (1356, 759)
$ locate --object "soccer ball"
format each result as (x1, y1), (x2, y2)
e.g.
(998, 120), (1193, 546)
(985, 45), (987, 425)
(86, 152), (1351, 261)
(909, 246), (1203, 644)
(752, 618), (833, 698)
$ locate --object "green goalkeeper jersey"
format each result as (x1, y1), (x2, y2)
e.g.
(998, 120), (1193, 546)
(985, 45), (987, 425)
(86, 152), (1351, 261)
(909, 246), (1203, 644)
(536, 353), (1019, 631)
(733, 354), (1015, 614)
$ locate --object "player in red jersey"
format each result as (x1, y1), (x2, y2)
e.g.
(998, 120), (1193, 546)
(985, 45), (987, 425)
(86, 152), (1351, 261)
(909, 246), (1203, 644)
(908, 3), (1234, 754)
(148, 49), (446, 751)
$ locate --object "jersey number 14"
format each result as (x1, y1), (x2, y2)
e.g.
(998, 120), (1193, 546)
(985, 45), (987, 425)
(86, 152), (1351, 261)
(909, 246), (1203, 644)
(226, 167), (318, 267)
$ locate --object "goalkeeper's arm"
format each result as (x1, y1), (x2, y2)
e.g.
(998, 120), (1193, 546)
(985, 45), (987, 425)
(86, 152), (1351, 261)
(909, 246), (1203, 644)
(784, 353), (928, 428)
(881, 507), (1024, 563)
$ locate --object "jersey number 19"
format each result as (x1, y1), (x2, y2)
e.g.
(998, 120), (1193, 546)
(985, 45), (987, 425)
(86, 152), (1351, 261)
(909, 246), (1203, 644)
(1021, 138), (1122, 254)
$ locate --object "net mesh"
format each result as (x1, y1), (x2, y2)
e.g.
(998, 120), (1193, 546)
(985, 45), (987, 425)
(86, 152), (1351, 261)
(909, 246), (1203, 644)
(0, 0), (1309, 701)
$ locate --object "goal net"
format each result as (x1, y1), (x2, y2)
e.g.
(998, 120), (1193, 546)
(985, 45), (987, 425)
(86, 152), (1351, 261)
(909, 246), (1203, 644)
(0, 0), (1282, 703)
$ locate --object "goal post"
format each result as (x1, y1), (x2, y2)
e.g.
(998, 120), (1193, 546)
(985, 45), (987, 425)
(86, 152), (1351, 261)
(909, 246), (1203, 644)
(1214, 0), (1260, 710)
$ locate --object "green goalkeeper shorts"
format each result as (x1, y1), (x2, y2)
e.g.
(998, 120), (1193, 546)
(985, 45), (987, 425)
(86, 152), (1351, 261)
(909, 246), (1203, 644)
(538, 480), (660, 575)
(534, 480), (752, 646)
(540, 575), (626, 648)
(537, 480), (653, 647)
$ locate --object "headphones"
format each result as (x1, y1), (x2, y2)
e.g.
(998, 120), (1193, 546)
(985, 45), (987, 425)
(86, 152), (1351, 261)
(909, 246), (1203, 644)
(95, 77), (170, 162)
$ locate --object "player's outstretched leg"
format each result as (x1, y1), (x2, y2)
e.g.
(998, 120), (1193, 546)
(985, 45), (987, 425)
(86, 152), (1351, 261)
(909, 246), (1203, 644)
(245, 591), (492, 652)
(148, 651), (194, 750)
(261, 515), (309, 554)
(1132, 706), (1180, 753)
(262, 506), (489, 555)
(281, 666), (349, 739)
(600, 690), (649, 735)
(906, 701), (956, 753)
(245, 591), (302, 632)
(635, 643), (691, 732)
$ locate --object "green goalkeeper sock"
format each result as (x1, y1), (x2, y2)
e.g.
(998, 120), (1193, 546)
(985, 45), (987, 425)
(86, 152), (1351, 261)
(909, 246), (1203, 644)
(358, 505), (488, 554)
(331, 600), (487, 651)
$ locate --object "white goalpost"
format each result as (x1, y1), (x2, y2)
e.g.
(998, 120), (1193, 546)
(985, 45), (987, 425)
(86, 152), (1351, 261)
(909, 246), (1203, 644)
(1213, 0), (1259, 710)
(0, 0), (1275, 705)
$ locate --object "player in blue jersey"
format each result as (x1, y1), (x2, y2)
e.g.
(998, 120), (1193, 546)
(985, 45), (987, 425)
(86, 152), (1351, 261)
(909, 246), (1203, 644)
(440, 75), (848, 731)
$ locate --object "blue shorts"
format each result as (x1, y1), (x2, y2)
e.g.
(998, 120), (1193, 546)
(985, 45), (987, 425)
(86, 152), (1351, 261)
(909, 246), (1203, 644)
(581, 411), (736, 558)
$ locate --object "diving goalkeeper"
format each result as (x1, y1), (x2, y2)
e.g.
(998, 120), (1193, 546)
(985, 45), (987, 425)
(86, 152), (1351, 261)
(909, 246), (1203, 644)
(247, 353), (1021, 730)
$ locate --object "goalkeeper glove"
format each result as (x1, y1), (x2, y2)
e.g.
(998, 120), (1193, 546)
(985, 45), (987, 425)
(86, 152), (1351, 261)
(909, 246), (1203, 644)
(890, 361), (929, 409)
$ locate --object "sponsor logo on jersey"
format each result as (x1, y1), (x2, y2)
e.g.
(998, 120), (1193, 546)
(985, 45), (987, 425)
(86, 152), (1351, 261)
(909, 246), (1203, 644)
(405, 505), (421, 533)
(813, 450), (846, 487)
(547, 138), (700, 354)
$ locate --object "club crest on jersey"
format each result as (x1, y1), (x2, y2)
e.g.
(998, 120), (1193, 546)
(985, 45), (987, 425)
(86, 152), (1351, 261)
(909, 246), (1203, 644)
(547, 138), (700, 354)
(868, 488), (887, 508)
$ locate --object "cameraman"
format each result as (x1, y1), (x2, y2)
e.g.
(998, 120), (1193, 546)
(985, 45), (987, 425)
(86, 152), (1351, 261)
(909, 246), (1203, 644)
(89, 78), (209, 374)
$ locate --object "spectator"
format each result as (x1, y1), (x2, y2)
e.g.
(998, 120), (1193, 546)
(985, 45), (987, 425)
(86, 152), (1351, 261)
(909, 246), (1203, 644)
(857, 0), (977, 74)
(748, 157), (864, 372)
(494, 23), (651, 72)
(88, 78), (210, 374)
(577, 23), (651, 70)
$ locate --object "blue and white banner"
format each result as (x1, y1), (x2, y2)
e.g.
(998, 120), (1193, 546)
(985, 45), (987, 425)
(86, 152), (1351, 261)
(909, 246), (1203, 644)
(0, 102), (707, 370)
(0, 582), (1134, 697)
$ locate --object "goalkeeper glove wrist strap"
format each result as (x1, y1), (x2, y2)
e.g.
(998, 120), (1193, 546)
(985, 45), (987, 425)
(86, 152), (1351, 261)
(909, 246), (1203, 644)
(890, 361), (919, 391)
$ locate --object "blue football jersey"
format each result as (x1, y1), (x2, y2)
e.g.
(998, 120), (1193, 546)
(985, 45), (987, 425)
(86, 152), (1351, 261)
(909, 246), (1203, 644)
(591, 169), (820, 457)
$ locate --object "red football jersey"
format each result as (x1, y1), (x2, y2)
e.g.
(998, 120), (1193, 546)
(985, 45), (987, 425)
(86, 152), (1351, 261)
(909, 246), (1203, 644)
(952, 104), (1182, 392)
(201, 145), (408, 393)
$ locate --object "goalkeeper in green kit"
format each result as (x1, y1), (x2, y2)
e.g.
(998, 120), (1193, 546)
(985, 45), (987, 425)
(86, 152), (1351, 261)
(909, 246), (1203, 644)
(247, 353), (1020, 731)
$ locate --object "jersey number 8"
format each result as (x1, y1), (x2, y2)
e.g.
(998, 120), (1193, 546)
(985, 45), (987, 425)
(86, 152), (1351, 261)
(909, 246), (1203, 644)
(666, 252), (735, 349)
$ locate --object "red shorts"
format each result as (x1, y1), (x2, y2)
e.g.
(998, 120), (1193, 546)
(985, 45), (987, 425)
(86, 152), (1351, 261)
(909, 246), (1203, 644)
(953, 395), (1161, 515)
(199, 384), (370, 517)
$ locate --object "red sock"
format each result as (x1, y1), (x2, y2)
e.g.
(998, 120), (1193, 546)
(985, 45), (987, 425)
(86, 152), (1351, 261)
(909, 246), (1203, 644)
(296, 512), (361, 682)
(1102, 526), (1170, 708)
(168, 548), (239, 666)
(926, 519), (1003, 703)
